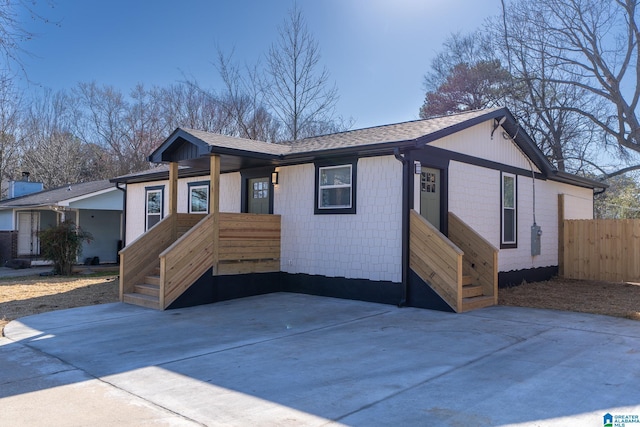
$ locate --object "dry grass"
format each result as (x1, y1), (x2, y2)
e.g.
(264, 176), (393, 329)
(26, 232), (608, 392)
(1, 274), (639, 337)
(0, 274), (119, 335)
(499, 277), (640, 320)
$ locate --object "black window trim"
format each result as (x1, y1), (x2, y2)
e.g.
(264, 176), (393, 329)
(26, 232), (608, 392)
(145, 185), (165, 231)
(314, 158), (357, 215)
(187, 180), (210, 214)
(240, 166), (275, 214)
(501, 172), (517, 249)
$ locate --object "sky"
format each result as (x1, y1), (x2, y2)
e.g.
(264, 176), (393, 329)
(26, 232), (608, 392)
(17, 0), (501, 129)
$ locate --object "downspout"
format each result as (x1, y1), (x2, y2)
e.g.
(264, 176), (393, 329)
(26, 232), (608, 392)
(116, 183), (127, 248)
(394, 148), (409, 307)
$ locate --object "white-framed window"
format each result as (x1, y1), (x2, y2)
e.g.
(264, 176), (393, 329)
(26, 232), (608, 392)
(314, 160), (358, 215)
(501, 172), (517, 247)
(145, 186), (164, 230)
(188, 182), (209, 214)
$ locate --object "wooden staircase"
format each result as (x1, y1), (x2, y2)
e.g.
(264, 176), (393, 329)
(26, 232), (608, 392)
(119, 212), (282, 311)
(123, 265), (161, 309)
(461, 273), (495, 312)
(409, 210), (498, 313)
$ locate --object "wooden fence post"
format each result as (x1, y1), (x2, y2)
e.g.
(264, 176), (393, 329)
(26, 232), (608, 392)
(558, 194), (565, 278)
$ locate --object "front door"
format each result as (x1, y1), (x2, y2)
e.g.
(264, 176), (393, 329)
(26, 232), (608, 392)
(17, 211), (40, 256)
(247, 177), (271, 214)
(420, 167), (441, 230)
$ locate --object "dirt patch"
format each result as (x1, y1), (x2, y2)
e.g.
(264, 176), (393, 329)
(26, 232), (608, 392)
(0, 274), (119, 335)
(1, 275), (638, 336)
(499, 278), (640, 320)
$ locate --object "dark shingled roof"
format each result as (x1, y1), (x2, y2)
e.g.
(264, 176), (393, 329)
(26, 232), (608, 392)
(285, 109), (494, 153)
(0, 180), (115, 208)
(182, 129), (291, 156)
(176, 109), (497, 157)
(115, 107), (604, 190)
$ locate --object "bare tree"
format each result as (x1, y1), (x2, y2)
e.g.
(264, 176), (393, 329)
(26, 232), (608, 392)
(0, 0), (56, 73)
(501, 0), (640, 178)
(493, 4), (601, 173)
(262, 3), (340, 141)
(0, 73), (24, 196)
(21, 89), (91, 188)
(215, 49), (280, 141)
(75, 82), (161, 176)
(125, 84), (168, 166)
(159, 82), (228, 133)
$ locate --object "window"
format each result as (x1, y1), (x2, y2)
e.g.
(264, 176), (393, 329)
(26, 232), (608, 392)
(145, 186), (164, 230)
(501, 173), (517, 247)
(188, 182), (209, 214)
(314, 159), (357, 214)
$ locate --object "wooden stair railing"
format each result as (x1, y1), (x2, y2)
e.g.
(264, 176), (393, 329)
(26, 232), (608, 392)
(448, 212), (498, 310)
(160, 213), (215, 309)
(410, 209), (463, 311)
(122, 212), (282, 310)
(409, 209), (498, 312)
(119, 213), (204, 309)
(159, 213), (281, 309)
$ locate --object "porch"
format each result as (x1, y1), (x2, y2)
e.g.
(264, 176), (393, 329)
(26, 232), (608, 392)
(118, 157), (281, 310)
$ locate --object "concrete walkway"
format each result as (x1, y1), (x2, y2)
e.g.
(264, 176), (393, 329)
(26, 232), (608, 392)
(2, 293), (639, 426)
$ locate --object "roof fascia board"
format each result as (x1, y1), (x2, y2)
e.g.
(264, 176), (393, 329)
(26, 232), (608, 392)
(56, 186), (118, 206)
(553, 171), (607, 189)
(414, 108), (509, 148)
(207, 146), (282, 161)
(413, 108), (554, 177)
(280, 140), (417, 162)
(148, 128), (210, 163)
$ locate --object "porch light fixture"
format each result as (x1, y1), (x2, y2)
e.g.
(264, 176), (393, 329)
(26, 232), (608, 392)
(271, 171), (279, 185)
(414, 162), (422, 174)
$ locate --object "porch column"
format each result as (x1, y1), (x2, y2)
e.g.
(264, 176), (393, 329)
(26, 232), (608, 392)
(210, 155), (220, 275)
(168, 161), (178, 240)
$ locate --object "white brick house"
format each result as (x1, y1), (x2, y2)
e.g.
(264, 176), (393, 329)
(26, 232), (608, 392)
(113, 108), (603, 312)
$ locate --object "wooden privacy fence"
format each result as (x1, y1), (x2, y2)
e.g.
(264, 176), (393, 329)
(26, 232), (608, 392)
(562, 219), (640, 282)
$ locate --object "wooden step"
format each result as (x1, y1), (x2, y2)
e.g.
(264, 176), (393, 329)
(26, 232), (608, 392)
(462, 284), (483, 298)
(144, 275), (161, 286)
(461, 295), (495, 312)
(134, 283), (160, 297)
(462, 275), (473, 286)
(123, 292), (160, 310)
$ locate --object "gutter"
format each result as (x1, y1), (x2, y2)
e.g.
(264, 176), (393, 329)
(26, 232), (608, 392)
(116, 183), (127, 248)
(393, 148), (410, 307)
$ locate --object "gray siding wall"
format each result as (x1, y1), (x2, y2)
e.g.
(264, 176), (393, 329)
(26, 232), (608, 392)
(78, 209), (122, 264)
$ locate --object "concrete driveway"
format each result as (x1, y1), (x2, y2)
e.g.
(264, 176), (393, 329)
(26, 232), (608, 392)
(2, 293), (639, 426)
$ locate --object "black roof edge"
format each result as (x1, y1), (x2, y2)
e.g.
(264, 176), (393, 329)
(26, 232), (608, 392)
(415, 107), (554, 176)
(110, 167), (210, 184)
(553, 171), (608, 190)
(207, 145), (281, 161)
(280, 140), (418, 161)
(148, 128), (210, 163)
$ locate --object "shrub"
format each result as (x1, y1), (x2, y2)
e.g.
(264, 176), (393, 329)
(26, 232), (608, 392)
(39, 221), (93, 275)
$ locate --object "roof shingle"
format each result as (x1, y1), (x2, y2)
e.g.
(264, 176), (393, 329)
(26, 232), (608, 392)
(0, 180), (114, 208)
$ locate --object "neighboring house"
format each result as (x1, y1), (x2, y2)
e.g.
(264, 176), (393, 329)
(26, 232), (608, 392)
(0, 180), (124, 265)
(112, 107), (604, 313)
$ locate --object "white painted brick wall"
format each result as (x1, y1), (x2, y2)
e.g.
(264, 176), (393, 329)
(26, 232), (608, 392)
(275, 155), (403, 283)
